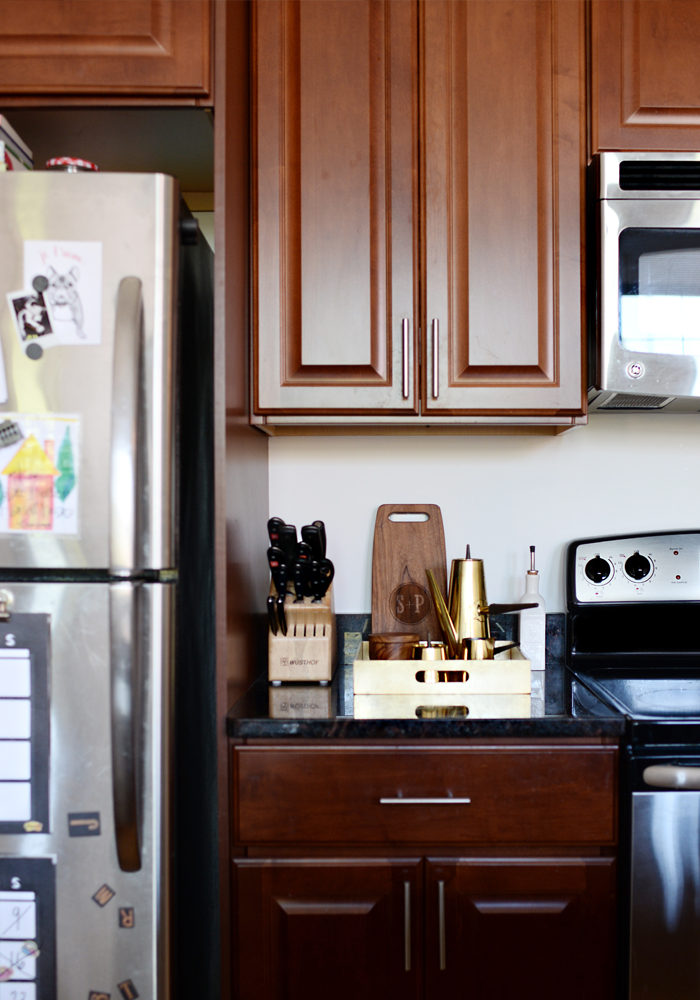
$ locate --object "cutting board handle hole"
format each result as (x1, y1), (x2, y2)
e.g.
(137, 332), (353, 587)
(388, 512), (429, 522)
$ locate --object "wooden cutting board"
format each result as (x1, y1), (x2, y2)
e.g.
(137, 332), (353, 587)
(371, 503), (447, 640)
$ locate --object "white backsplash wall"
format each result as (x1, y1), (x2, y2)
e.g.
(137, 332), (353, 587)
(267, 414), (700, 613)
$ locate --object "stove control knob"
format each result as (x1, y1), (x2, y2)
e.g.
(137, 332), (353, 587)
(624, 551), (652, 581)
(584, 555), (612, 584)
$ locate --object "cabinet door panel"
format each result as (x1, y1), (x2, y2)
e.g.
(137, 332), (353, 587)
(252, 0), (418, 413)
(234, 859), (422, 1000)
(425, 858), (616, 1000)
(592, 0), (700, 151)
(422, 0), (585, 415)
(0, 0), (211, 97)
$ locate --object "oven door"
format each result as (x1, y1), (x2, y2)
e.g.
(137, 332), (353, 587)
(594, 199), (700, 410)
(630, 753), (700, 999)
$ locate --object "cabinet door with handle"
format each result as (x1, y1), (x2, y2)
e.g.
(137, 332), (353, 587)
(424, 858), (617, 1000)
(234, 858), (422, 1000)
(421, 0), (585, 416)
(252, 0), (419, 416)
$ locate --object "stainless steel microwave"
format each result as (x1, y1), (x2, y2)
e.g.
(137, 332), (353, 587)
(590, 151), (700, 412)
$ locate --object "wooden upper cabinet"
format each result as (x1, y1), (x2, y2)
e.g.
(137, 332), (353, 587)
(252, 0), (586, 426)
(252, 0), (418, 415)
(422, 0), (586, 416)
(592, 0), (700, 151)
(0, 0), (211, 99)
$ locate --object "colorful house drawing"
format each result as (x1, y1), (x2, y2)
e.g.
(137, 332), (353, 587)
(2, 434), (59, 531)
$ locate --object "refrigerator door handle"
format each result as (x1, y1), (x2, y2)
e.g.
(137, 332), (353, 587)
(110, 276), (144, 576)
(110, 580), (142, 872)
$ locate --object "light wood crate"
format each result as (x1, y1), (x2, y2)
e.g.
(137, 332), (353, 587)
(353, 641), (531, 718)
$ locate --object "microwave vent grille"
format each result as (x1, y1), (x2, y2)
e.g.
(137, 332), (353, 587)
(620, 160), (700, 191)
(598, 393), (674, 410)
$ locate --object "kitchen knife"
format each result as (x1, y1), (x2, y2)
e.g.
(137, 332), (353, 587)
(301, 523), (324, 561)
(267, 516), (286, 547)
(267, 593), (278, 635)
(278, 523), (298, 568)
(294, 541), (314, 598)
(313, 519), (327, 558)
(310, 558), (334, 601)
(293, 558), (309, 602)
(267, 545), (290, 634)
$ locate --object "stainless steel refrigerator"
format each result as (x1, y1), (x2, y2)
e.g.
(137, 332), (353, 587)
(0, 171), (216, 1000)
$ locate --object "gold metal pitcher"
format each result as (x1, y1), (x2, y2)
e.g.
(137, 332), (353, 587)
(448, 545), (490, 640)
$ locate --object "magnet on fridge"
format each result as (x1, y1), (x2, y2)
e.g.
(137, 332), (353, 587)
(6, 287), (55, 358)
(92, 883), (116, 907)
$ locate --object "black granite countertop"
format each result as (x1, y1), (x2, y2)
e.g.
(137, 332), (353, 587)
(227, 664), (625, 741)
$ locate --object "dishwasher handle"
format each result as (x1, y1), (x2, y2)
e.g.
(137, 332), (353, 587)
(643, 764), (700, 790)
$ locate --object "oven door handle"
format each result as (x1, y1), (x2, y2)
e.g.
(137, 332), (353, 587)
(643, 764), (700, 790)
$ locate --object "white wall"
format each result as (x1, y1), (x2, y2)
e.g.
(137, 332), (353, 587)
(268, 414), (700, 613)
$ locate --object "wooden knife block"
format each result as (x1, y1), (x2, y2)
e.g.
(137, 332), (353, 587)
(268, 585), (336, 684)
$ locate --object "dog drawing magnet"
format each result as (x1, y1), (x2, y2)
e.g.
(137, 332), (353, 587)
(23, 240), (102, 348)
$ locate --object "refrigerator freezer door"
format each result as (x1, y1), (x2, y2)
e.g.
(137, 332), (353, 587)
(0, 579), (173, 1000)
(0, 173), (178, 571)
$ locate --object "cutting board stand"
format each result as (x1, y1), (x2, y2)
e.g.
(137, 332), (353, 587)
(268, 585), (336, 684)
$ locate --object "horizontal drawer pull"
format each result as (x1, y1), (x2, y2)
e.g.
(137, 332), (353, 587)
(379, 797), (472, 805)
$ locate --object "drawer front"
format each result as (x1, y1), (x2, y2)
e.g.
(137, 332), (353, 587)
(233, 746), (618, 847)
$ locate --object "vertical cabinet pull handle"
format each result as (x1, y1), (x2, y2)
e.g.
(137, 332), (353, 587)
(404, 880), (411, 972)
(431, 318), (439, 398)
(402, 318), (410, 399)
(438, 879), (446, 970)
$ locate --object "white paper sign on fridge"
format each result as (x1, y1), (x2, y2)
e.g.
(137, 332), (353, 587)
(0, 414), (80, 536)
(23, 240), (102, 346)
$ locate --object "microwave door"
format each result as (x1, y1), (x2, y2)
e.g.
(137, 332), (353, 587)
(597, 199), (700, 406)
(0, 173), (177, 573)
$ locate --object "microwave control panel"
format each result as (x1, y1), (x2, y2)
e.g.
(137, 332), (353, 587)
(570, 531), (700, 604)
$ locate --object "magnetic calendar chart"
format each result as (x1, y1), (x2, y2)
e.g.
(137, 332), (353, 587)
(0, 856), (56, 1000)
(0, 616), (49, 834)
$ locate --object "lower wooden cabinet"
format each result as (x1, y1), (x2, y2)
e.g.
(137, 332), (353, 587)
(230, 741), (619, 999)
(424, 858), (616, 999)
(233, 855), (615, 1000)
(234, 859), (422, 1000)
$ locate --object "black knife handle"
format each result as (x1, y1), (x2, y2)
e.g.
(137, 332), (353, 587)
(267, 516), (286, 547)
(267, 545), (289, 594)
(293, 560), (308, 602)
(313, 520), (327, 558)
(301, 524), (324, 561)
(278, 524), (298, 567)
(311, 558), (335, 601)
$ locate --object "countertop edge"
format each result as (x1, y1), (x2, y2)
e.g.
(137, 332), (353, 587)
(226, 714), (626, 740)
